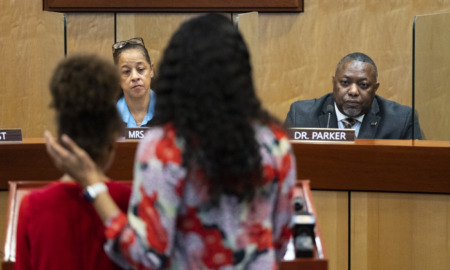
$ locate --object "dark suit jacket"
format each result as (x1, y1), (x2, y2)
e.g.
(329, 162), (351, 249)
(284, 93), (422, 139)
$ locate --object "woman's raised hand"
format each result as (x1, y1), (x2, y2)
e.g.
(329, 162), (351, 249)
(44, 131), (101, 187)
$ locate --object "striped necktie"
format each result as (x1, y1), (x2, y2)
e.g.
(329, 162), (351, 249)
(341, 118), (357, 129)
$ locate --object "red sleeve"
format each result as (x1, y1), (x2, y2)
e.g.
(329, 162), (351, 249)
(107, 182), (132, 213)
(14, 194), (32, 270)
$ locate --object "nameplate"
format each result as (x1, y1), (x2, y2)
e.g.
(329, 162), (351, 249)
(123, 128), (149, 140)
(287, 128), (355, 142)
(0, 129), (23, 143)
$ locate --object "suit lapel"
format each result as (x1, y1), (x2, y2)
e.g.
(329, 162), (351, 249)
(359, 97), (381, 139)
(319, 114), (329, 128)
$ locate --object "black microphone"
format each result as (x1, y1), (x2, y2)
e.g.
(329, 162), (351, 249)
(326, 105), (333, 128)
(292, 196), (316, 258)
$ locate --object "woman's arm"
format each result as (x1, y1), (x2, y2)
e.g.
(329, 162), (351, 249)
(45, 127), (186, 269)
(271, 133), (297, 261)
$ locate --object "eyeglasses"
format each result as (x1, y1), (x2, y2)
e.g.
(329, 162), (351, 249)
(112, 37), (145, 53)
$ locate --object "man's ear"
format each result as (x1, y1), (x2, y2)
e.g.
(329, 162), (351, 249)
(374, 82), (380, 93)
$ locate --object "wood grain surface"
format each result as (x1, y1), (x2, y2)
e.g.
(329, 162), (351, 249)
(2, 1), (450, 138)
(414, 13), (450, 140)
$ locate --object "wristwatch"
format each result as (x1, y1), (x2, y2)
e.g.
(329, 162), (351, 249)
(83, 182), (108, 203)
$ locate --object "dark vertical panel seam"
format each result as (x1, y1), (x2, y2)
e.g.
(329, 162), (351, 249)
(64, 13), (67, 57)
(412, 18), (416, 139)
(114, 12), (117, 43)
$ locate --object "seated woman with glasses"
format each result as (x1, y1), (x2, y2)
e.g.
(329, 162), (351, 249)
(113, 37), (156, 128)
(45, 14), (296, 269)
(15, 54), (131, 270)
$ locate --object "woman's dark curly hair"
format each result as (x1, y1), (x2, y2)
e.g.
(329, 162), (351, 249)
(49, 54), (124, 165)
(152, 13), (277, 200)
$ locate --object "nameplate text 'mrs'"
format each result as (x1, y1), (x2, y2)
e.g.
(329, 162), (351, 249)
(123, 128), (149, 140)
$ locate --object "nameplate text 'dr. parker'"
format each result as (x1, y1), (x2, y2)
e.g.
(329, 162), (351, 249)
(287, 128), (355, 142)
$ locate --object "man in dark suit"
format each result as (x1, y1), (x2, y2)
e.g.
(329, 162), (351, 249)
(284, 52), (422, 139)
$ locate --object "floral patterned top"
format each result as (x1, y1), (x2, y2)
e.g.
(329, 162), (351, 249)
(104, 123), (296, 270)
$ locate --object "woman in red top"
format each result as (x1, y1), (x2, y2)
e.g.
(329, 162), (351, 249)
(15, 54), (131, 270)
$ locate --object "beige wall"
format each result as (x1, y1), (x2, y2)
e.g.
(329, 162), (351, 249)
(1, 0), (450, 137)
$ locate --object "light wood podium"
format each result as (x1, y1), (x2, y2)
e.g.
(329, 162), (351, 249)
(2, 179), (328, 270)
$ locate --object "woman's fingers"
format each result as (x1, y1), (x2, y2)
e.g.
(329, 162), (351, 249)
(44, 131), (100, 187)
(44, 131), (77, 170)
(60, 134), (81, 155)
(60, 134), (94, 169)
(44, 131), (65, 166)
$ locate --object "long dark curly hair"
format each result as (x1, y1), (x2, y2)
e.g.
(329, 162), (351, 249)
(49, 54), (124, 166)
(152, 13), (277, 200)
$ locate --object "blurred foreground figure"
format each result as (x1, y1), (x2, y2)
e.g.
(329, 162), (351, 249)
(15, 54), (131, 270)
(45, 14), (296, 270)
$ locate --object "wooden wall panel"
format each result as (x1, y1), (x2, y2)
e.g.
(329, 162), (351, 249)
(2, 1), (450, 137)
(0, 0), (63, 138)
(65, 13), (115, 60)
(351, 192), (450, 270)
(312, 191), (348, 270)
(235, 12), (262, 93)
(414, 13), (450, 140)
